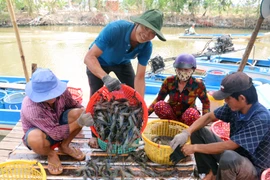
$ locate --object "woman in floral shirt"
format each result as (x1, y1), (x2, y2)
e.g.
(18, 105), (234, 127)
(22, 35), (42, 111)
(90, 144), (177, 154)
(148, 53), (210, 126)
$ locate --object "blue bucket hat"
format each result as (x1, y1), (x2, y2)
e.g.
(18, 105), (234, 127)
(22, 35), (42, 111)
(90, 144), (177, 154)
(25, 68), (67, 103)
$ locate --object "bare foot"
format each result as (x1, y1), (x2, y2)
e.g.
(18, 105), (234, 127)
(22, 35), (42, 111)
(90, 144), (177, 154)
(47, 152), (63, 175)
(88, 137), (99, 148)
(59, 146), (85, 161)
(203, 170), (216, 180)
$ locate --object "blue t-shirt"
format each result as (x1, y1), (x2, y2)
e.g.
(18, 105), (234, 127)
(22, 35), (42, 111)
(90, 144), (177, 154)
(89, 20), (152, 66)
(214, 102), (270, 176)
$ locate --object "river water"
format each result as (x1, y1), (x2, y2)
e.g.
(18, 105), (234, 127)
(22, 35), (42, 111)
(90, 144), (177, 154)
(0, 26), (270, 102)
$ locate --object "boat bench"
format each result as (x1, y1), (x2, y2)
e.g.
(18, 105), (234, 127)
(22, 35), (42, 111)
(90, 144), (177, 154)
(0, 83), (25, 90)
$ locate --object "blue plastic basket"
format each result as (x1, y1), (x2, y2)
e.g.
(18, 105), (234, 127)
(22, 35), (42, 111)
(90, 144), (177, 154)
(0, 79), (9, 83)
(0, 90), (7, 109)
(6, 81), (26, 94)
(205, 69), (227, 87)
(4, 92), (26, 110)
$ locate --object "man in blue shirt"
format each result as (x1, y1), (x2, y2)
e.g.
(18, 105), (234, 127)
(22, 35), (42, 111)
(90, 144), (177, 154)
(84, 9), (166, 148)
(170, 72), (270, 180)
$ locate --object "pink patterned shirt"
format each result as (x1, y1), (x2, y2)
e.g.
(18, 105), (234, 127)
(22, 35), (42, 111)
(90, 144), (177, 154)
(21, 89), (82, 141)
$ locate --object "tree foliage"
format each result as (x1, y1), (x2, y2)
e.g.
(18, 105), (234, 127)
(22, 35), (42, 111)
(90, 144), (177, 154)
(0, 0), (262, 18)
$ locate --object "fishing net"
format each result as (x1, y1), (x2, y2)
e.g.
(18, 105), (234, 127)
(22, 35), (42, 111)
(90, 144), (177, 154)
(86, 84), (148, 154)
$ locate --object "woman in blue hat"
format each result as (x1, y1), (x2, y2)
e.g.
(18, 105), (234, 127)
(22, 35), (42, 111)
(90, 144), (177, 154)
(84, 9), (166, 148)
(21, 68), (94, 175)
(148, 53), (210, 126)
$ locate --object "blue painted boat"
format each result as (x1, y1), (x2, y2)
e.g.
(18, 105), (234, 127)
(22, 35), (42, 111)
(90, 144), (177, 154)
(146, 69), (270, 94)
(145, 53), (270, 112)
(196, 57), (270, 79)
(145, 70), (226, 95)
(145, 72), (270, 111)
(204, 56), (270, 68)
(161, 55), (270, 79)
(179, 32), (270, 40)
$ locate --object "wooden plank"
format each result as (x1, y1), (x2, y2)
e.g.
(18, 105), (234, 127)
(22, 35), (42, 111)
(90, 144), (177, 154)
(10, 126), (23, 131)
(0, 150), (11, 156)
(0, 137), (22, 143)
(1, 119), (195, 179)
(0, 141), (22, 150)
(0, 157), (8, 162)
(0, 82), (25, 89)
(43, 166), (194, 179)
(3, 132), (24, 139)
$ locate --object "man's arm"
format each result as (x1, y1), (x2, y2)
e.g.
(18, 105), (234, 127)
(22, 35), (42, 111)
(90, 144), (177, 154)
(134, 63), (146, 97)
(195, 140), (239, 154)
(183, 139), (240, 155)
(84, 44), (107, 79)
(170, 111), (216, 150)
(186, 111), (216, 135)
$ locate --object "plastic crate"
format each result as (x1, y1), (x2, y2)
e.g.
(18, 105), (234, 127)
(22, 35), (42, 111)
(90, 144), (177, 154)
(0, 160), (46, 180)
(3, 92), (26, 110)
(67, 87), (83, 104)
(142, 119), (190, 165)
(210, 120), (230, 141)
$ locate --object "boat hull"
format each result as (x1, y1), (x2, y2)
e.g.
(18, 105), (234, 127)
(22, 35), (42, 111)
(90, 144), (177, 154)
(178, 32), (270, 40)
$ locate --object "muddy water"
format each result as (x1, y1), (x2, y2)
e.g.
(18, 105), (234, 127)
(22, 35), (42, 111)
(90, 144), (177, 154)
(0, 26), (269, 101)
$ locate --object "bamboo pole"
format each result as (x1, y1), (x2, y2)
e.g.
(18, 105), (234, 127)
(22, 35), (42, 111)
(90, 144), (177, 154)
(237, 15), (264, 72)
(6, 0), (30, 82)
(31, 63), (37, 74)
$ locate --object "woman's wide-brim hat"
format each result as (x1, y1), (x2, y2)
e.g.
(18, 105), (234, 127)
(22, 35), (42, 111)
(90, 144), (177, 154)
(130, 9), (166, 41)
(25, 68), (67, 103)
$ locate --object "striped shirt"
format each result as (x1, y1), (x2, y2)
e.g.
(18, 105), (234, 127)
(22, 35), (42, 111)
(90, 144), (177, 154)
(21, 89), (82, 141)
(148, 76), (210, 118)
(214, 103), (270, 176)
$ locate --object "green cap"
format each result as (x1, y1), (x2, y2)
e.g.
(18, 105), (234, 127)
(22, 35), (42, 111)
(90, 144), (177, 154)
(130, 9), (166, 41)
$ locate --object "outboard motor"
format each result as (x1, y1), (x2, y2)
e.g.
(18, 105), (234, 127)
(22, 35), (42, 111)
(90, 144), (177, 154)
(215, 35), (234, 53)
(148, 55), (165, 74)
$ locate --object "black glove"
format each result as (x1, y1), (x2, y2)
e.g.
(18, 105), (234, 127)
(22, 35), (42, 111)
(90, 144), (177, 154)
(102, 75), (121, 92)
(169, 145), (186, 164)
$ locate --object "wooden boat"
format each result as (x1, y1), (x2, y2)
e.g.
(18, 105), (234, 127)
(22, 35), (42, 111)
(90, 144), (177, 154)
(145, 56), (270, 109)
(207, 56), (270, 67)
(161, 55), (270, 78)
(0, 120), (196, 179)
(195, 56), (270, 79)
(178, 32), (270, 40)
(0, 76), (69, 136)
(145, 54), (270, 94)
(145, 72), (270, 110)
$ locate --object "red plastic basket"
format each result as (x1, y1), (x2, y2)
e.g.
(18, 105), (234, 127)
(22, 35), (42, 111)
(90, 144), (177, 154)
(261, 168), (270, 180)
(210, 120), (230, 141)
(86, 84), (148, 138)
(67, 87), (83, 104)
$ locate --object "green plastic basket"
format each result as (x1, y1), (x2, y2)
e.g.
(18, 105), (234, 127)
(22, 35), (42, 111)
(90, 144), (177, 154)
(98, 138), (140, 154)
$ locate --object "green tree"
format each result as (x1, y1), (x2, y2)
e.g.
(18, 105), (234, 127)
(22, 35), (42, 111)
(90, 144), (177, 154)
(168, 0), (187, 13)
(0, 0), (7, 12)
(202, 0), (216, 16)
(187, 0), (201, 16)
